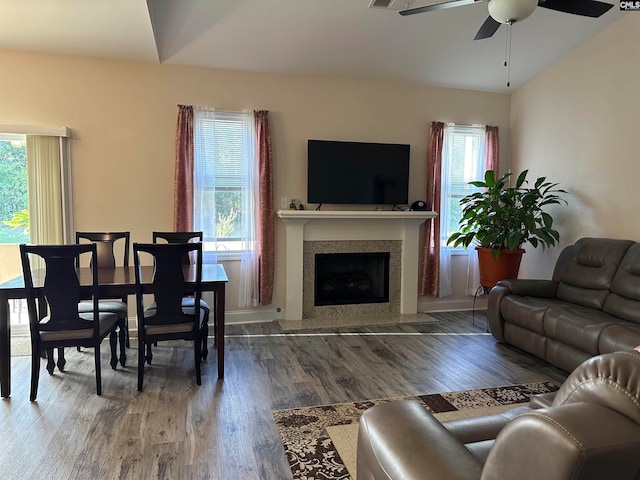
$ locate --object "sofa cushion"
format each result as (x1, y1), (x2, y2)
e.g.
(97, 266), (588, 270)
(555, 238), (633, 309)
(599, 324), (640, 354)
(604, 243), (640, 324)
(500, 296), (571, 335)
(544, 306), (624, 355)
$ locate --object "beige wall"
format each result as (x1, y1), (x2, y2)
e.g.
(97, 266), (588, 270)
(510, 15), (640, 280)
(0, 49), (510, 316)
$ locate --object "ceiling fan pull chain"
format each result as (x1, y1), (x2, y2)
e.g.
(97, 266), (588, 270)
(504, 21), (512, 87)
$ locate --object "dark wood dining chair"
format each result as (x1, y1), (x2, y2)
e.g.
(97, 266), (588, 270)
(20, 243), (119, 402)
(133, 242), (206, 392)
(152, 231), (213, 350)
(76, 231), (129, 365)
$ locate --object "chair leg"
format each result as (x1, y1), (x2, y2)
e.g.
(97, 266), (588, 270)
(30, 348), (41, 402)
(137, 339), (145, 392)
(109, 330), (118, 370)
(124, 317), (130, 349)
(146, 343), (153, 364)
(56, 347), (66, 372)
(202, 322), (209, 360)
(118, 321), (127, 367)
(95, 344), (102, 396)
(46, 349), (55, 374)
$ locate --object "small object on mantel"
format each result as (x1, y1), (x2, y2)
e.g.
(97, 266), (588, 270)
(289, 200), (297, 210)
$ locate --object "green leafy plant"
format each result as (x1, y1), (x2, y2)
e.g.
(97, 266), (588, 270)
(2, 208), (30, 235)
(216, 208), (238, 238)
(447, 170), (567, 258)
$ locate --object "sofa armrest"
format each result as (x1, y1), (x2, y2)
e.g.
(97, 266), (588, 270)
(357, 400), (483, 480)
(494, 279), (559, 297)
(487, 280), (559, 342)
(443, 406), (531, 444)
(481, 403), (640, 480)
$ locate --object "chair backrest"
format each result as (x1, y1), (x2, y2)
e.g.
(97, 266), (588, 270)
(552, 237), (634, 310)
(152, 231), (203, 266)
(133, 242), (202, 326)
(75, 231), (130, 268)
(482, 350), (640, 480)
(551, 350), (640, 424)
(20, 243), (100, 333)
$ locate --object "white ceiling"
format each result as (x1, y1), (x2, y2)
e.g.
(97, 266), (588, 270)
(0, 0), (624, 93)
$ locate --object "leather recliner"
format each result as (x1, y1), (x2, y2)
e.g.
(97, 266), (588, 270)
(357, 350), (640, 480)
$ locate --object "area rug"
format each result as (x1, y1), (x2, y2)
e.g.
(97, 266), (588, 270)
(273, 381), (559, 480)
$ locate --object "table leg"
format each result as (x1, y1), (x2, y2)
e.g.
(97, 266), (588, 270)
(0, 293), (11, 397)
(216, 285), (225, 378)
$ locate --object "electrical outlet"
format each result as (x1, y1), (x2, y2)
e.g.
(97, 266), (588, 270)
(280, 197), (288, 209)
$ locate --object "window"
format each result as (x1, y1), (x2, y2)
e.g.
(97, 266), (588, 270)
(0, 135), (28, 245)
(437, 124), (486, 297)
(441, 124), (485, 249)
(0, 125), (72, 331)
(193, 109), (256, 261)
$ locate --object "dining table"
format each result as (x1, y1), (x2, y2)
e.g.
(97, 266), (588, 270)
(0, 263), (228, 398)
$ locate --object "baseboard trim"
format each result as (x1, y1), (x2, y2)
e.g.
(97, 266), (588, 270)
(9, 302), (488, 336)
(225, 308), (282, 324)
(418, 296), (488, 313)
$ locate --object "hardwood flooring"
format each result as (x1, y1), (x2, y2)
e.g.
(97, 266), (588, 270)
(0, 311), (567, 479)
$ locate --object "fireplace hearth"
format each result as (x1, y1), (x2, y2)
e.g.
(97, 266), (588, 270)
(315, 252), (390, 306)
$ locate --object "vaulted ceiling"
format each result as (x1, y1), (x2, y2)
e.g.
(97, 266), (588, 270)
(0, 0), (624, 93)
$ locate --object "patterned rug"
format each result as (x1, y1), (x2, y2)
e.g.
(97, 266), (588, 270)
(273, 381), (559, 480)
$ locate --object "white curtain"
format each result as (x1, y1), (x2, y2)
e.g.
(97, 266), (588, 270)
(193, 107), (218, 265)
(26, 135), (63, 245)
(192, 107), (258, 308)
(465, 248), (480, 296)
(237, 110), (258, 308)
(439, 134), (454, 297)
(439, 124), (484, 297)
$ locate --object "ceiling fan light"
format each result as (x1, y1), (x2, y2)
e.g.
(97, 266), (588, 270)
(488, 0), (538, 24)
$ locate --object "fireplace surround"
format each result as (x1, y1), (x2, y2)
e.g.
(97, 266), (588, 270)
(304, 241), (400, 318)
(277, 210), (437, 321)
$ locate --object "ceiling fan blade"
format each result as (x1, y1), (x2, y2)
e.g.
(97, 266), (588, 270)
(399, 0), (485, 16)
(474, 16), (501, 40)
(538, 0), (613, 17)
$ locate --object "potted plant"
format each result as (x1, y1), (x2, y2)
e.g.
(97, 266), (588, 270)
(447, 169), (567, 289)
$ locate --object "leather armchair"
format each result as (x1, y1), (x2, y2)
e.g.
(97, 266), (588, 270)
(357, 350), (640, 480)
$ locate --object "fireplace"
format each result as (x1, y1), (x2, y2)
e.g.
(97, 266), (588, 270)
(277, 210), (436, 321)
(303, 240), (401, 318)
(315, 252), (390, 306)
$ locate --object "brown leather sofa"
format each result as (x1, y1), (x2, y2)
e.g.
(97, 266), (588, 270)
(357, 350), (640, 480)
(488, 237), (640, 372)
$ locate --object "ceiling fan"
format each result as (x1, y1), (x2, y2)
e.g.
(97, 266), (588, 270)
(399, 0), (614, 40)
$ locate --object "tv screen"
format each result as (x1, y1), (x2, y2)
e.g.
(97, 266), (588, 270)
(307, 140), (410, 205)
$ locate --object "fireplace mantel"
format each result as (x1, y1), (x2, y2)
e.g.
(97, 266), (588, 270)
(277, 209), (437, 320)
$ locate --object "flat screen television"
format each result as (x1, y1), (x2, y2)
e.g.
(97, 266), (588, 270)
(307, 139), (410, 206)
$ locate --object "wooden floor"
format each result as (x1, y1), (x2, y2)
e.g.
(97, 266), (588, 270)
(0, 311), (567, 479)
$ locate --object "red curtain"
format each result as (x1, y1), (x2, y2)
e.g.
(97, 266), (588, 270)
(173, 105), (194, 232)
(485, 125), (499, 173)
(255, 110), (275, 305)
(420, 121), (445, 297)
